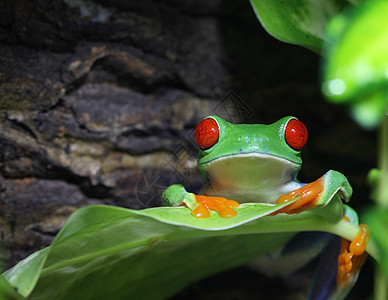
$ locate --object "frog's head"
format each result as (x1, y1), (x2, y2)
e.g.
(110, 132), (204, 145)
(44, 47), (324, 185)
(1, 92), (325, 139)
(194, 115), (308, 190)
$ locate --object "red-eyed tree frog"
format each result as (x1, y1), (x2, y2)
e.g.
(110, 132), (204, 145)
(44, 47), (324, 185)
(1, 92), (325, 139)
(162, 116), (369, 294)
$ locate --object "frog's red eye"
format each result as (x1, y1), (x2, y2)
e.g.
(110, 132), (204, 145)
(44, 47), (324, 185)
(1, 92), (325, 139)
(285, 119), (308, 151)
(195, 118), (219, 150)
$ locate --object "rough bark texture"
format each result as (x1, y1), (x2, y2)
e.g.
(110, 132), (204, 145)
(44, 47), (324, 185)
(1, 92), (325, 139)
(0, 0), (374, 298)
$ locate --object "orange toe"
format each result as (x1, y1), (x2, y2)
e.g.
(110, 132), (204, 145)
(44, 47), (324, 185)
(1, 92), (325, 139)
(193, 195), (239, 218)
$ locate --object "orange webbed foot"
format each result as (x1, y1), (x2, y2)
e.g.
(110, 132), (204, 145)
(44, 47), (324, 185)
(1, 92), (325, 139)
(337, 216), (369, 287)
(271, 176), (325, 216)
(191, 195), (239, 218)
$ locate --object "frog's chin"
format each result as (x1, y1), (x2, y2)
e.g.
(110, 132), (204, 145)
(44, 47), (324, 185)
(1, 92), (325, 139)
(200, 153), (301, 204)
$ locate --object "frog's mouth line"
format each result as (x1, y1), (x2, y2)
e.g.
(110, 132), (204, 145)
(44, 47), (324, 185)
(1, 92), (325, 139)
(200, 152), (300, 169)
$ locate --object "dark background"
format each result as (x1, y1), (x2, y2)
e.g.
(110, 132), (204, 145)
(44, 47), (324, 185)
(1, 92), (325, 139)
(0, 0), (376, 298)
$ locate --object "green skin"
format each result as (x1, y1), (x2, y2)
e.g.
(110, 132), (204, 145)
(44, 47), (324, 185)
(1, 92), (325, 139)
(162, 115), (352, 215)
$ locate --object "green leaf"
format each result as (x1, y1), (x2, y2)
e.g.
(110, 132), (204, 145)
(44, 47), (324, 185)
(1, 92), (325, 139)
(364, 207), (388, 276)
(249, 0), (348, 53)
(0, 275), (25, 299)
(31, 231), (294, 299)
(322, 0), (388, 129)
(2, 248), (49, 297)
(2, 202), (377, 300)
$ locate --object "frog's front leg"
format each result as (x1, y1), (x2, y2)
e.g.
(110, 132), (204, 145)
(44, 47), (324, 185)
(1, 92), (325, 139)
(272, 170), (352, 215)
(162, 184), (239, 218)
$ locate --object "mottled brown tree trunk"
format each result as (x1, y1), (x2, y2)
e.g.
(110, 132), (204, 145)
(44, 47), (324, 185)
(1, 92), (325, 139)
(0, 0), (374, 298)
(0, 0), (230, 266)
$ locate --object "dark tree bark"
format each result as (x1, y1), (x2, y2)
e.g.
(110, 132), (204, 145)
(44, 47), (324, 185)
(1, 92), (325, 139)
(0, 0), (228, 266)
(0, 0), (374, 298)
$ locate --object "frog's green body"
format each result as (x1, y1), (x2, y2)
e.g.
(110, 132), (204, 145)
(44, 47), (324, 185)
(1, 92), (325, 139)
(197, 116), (303, 204)
(162, 116), (352, 215)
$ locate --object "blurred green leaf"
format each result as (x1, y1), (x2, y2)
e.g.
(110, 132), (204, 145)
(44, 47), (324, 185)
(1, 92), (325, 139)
(249, 0), (348, 53)
(0, 275), (25, 300)
(2, 202), (373, 300)
(2, 248), (49, 297)
(367, 168), (380, 202)
(363, 207), (388, 275)
(322, 0), (388, 129)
